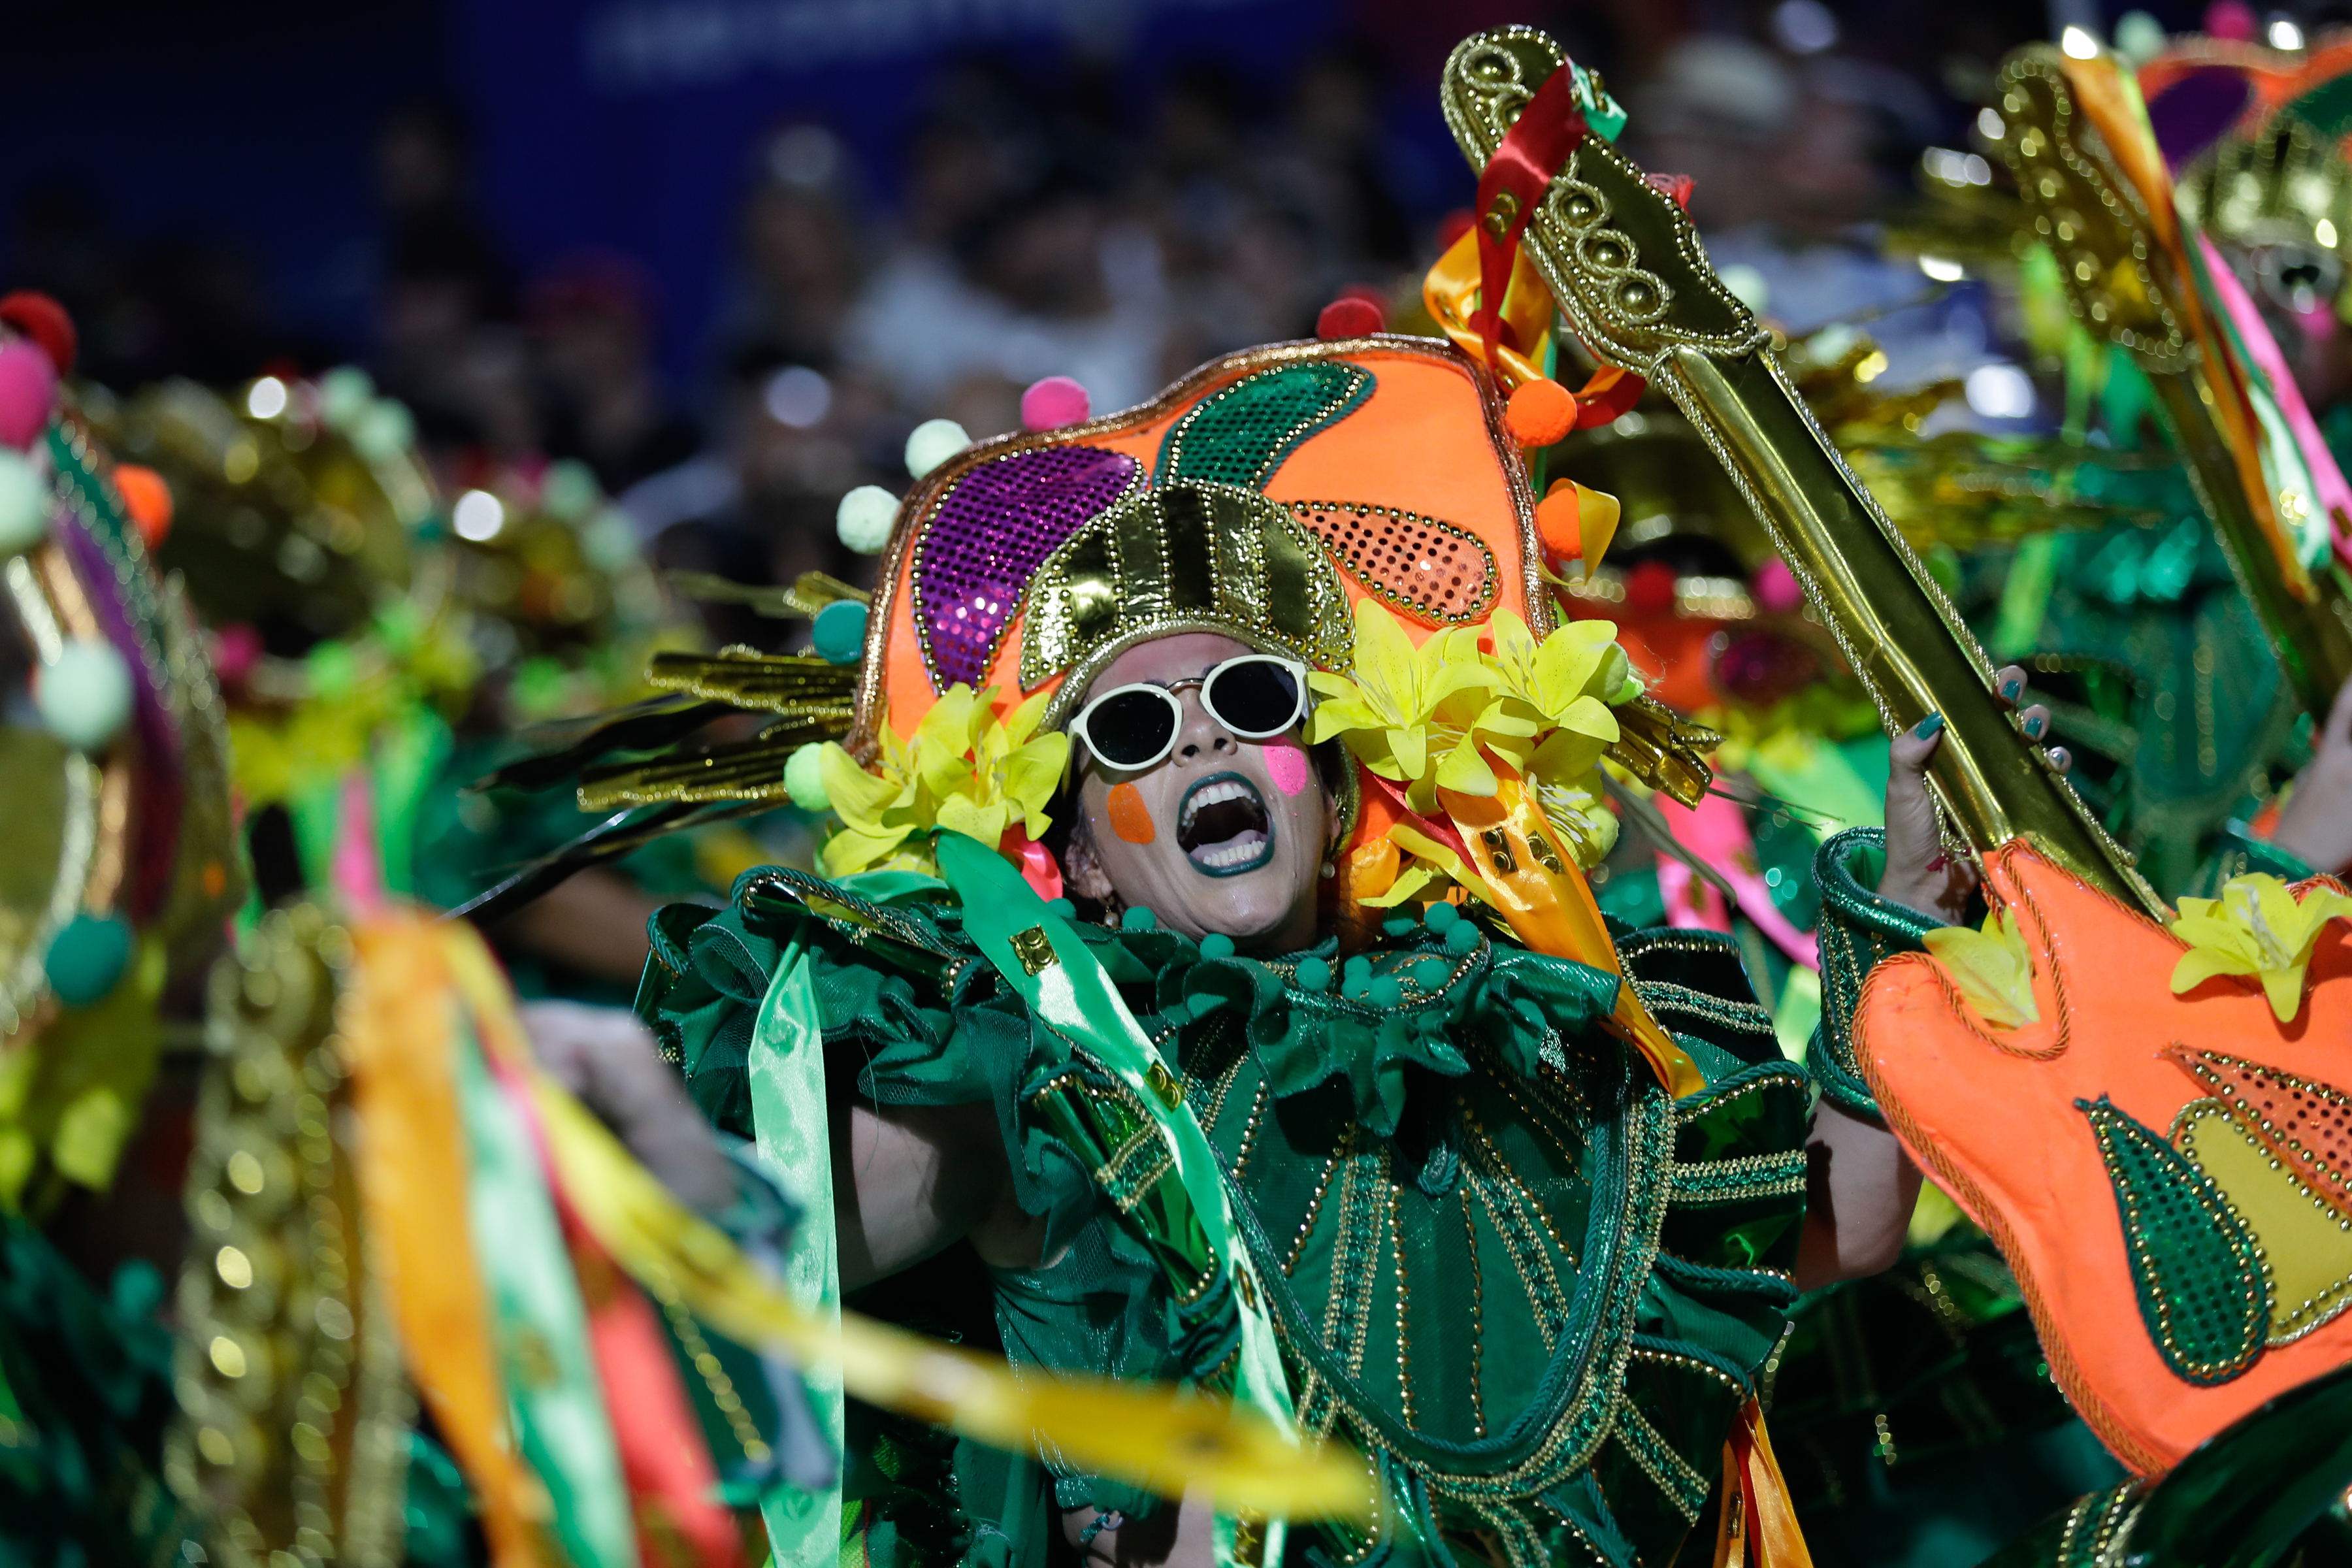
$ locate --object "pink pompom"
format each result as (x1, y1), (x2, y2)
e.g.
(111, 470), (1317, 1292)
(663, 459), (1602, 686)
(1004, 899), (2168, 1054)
(1316, 296), (1384, 339)
(2206, 1), (2255, 41)
(1000, 828), (1066, 900)
(210, 624), (263, 686)
(0, 340), (57, 449)
(1021, 376), (1091, 432)
(1752, 559), (1805, 615)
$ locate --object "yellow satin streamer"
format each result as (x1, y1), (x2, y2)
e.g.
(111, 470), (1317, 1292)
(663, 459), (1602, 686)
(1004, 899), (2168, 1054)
(342, 913), (551, 1568)
(1713, 1402), (1814, 1568)
(434, 917), (1373, 1524)
(1436, 772), (1704, 1100)
(1422, 225), (1555, 389)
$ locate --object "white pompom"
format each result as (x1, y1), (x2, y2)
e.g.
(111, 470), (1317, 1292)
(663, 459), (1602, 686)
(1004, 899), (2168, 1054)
(318, 366), (375, 430)
(0, 448), (48, 556)
(784, 744), (832, 811)
(351, 399), (416, 463)
(904, 417), (971, 480)
(836, 485), (899, 555)
(37, 639), (134, 752)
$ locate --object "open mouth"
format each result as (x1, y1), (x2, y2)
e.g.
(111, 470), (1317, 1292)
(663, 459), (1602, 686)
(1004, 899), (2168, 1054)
(1177, 772), (1275, 877)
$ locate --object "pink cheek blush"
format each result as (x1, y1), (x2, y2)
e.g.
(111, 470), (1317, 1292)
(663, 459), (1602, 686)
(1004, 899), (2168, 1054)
(1265, 741), (1311, 798)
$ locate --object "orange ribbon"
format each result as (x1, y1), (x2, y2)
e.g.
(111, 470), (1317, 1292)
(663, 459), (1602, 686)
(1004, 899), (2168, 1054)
(447, 928), (746, 1568)
(1714, 1401), (1814, 1568)
(1435, 769), (1704, 1100)
(344, 913), (549, 1567)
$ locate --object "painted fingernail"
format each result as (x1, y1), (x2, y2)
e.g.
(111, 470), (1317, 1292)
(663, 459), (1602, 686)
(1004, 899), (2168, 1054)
(2023, 714), (2045, 738)
(1914, 712), (1944, 738)
(2001, 676), (2023, 700)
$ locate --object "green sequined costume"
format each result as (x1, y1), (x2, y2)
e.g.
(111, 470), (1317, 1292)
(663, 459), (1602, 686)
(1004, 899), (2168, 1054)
(638, 868), (1818, 1568)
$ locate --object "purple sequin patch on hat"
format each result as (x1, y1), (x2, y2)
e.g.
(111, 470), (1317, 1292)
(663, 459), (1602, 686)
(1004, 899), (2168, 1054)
(913, 444), (1139, 691)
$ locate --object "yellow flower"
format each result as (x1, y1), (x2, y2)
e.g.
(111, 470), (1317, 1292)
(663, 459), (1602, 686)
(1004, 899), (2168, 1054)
(817, 686), (1070, 879)
(1482, 609), (1631, 782)
(1923, 908), (2040, 1029)
(1305, 600), (1501, 811)
(2170, 874), (2352, 1024)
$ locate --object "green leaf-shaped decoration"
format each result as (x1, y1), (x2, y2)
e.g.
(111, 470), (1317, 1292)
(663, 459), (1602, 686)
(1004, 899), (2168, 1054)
(1156, 363), (1373, 492)
(2078, 1095), (2271, 1386)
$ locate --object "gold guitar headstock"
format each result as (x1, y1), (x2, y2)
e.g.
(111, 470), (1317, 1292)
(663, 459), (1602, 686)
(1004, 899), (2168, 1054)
(1990, 50), (2194, 370)
(1439, 27), (1763, 371)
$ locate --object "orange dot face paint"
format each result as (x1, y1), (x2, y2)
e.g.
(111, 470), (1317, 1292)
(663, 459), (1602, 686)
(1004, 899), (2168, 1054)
(1105, 781), (1156, 844)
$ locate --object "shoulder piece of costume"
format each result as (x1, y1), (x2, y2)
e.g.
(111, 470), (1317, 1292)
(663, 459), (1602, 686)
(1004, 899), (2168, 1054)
(2, 355), (242, 1207)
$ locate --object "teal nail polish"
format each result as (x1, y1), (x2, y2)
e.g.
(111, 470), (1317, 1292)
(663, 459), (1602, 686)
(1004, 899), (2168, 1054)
(2023, 714), (2045, 739)
(1914, 712), (1944, 738)
(2001, 676), (2022, 700)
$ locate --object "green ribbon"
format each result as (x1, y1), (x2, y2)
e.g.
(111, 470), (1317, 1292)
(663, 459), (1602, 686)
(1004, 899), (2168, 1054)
(933, 830), (1296, 1568)
(745, 941), (845, 1562)
(451, 1015), (636, 1568)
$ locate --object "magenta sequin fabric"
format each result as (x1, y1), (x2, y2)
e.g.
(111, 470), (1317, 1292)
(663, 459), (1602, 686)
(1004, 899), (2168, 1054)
(913, 445), (1138, 691)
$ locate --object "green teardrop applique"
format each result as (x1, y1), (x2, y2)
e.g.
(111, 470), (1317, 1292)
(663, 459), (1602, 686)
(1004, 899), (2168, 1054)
(2077, 1094), (2271, 1386)
(1156, 362), (1374, 491)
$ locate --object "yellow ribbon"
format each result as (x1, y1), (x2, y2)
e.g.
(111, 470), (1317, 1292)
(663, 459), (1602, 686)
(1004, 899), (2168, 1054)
(1422, 225), (1556, 389)
(1714, 1402), (1814, 1568)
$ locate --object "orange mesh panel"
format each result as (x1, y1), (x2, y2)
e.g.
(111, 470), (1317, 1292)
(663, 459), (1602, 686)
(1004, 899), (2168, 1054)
(1289, 500), (1497, 625)
(2164, 1045), (2352, 1222)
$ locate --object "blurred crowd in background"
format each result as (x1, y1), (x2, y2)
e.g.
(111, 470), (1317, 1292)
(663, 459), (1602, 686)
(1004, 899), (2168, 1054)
(4, 0), (2108, 647)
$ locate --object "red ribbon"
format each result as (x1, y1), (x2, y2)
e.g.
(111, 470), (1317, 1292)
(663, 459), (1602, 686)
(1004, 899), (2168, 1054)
(1474, 64), (1591, 370)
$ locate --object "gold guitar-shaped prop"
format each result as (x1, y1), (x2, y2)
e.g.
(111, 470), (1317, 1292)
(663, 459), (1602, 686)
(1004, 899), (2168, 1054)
(1987, 46), (2352, 724)
(1440, 27), (2163, 913)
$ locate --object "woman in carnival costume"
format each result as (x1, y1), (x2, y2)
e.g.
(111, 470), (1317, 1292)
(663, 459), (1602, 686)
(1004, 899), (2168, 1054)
(498, 66), (2098, 1554)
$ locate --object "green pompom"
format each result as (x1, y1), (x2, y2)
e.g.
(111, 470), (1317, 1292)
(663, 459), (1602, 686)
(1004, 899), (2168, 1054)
(1445, 921), (1480, 955)
(1294, 956), (1331, 992)
(1121, 906), (1158, 931)
(783, 745), (831, 811)
(1369, 976), (1403, 1007)
(1423, 901), (1460, 932)
(812, 600), (868, 665)
(44, 914), (133, 1007)
(1199, 932), (1235, 959)
(1046, 898), (1075, 918)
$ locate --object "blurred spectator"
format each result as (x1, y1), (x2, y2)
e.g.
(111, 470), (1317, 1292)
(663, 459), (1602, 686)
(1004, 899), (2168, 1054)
(531, 253), (698, 492)
(728, 125), (868, 373)
(372, 100), (522, 459)
(843, 61), (1170, 427)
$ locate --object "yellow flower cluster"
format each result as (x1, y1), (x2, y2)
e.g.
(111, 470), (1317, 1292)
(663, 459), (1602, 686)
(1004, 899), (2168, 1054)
(1305, 600), (1640, 869)
(2171, 873), (2352, 1025)
(815, 685), (1070, 879)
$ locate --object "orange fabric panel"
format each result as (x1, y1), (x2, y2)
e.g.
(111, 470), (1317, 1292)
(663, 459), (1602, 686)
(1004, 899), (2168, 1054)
(1857, 844), (2352, 1473)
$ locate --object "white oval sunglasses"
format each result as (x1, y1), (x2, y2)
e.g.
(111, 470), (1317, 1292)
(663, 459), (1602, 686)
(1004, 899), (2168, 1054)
(1067, 653), (1311, 773)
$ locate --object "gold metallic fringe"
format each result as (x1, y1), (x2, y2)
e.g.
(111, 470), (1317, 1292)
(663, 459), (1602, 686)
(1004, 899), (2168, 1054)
(578, 717), (849, 809)
(663, 570), (874, 619)
(1607, 694), (1718, 808)
(645, 647), (860, 715)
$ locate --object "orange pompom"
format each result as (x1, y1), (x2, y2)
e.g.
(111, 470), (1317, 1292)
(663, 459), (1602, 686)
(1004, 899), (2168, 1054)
(113, 463), (174, 546)
(1536, 482), (1582, 560)
(1504, 376), (1576, 447)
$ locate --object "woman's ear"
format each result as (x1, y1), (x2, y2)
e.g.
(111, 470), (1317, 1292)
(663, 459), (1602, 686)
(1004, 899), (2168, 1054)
(1063, 810), (1117, 906)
